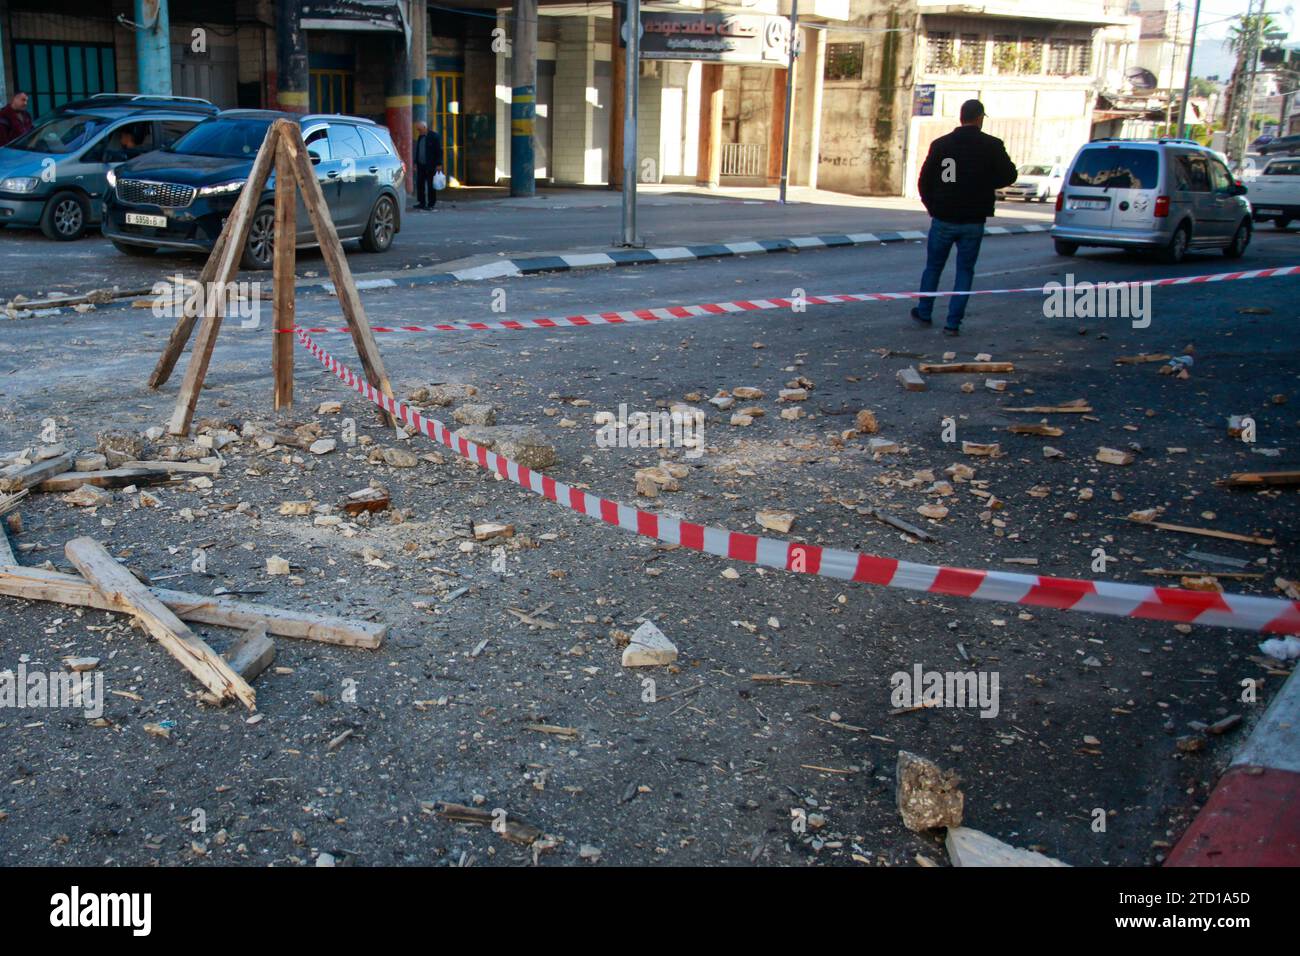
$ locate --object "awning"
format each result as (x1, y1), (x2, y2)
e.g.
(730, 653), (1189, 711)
(301, 0), (405, 33)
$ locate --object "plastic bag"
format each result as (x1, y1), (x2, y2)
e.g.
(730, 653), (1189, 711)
(433, 171), (447, 191)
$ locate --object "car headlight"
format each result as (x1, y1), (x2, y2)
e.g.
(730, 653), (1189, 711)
(106, 168), (117, 190)
(1, 177), (39, 193)
(198, 179), (246, 197)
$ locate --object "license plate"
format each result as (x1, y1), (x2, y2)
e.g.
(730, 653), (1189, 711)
(1068, 199), (1107, 211)
(1258, 208), (1283, 215)
(126, 212), (166, 228)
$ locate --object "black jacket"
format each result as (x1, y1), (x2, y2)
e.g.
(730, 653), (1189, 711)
(414, 131), (442, 170)
(918, 125), (1018, 224)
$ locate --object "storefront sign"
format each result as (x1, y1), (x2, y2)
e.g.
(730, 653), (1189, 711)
(301, 0), (405, 32)
(637, 12), (790, 65)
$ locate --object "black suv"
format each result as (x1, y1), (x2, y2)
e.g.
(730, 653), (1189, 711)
(102, 109), (404, 269)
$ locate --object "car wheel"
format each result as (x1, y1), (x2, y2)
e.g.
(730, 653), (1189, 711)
(1276, 217), (1291, 230)
(111, 240), (155, 258)
(40, 192), (88, 241)
(1163, 224), (1190, 264)
(1053, 239), (1078, 257)
(360, 195), (396, 253)
(1224, 221), (1251, 259)
(241, 206), (276, 271)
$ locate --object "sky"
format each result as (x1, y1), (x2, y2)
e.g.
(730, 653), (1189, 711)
(1191, 0), (1290, 80)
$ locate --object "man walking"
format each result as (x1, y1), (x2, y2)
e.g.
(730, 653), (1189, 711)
(0, 91), (33, 147)
(912, 99), (1017, 336)
(413, 121), (443, 211)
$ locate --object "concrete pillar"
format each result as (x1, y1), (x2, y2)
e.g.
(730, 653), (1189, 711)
(510, 0), (537, 196)
(609, 7), (623, 189)
(554, 17), (595, 184)
(696, 63), (722, 188)
(411, 0), (429, 129)
(274, 0), (308, 113)
(135, 0), (173, 96)
(793, 27), (825, 189)
(386, 33), (414, 195)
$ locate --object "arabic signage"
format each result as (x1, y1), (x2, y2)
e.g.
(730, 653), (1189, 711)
(637, 12), (790, 65)
(913, 84), (935, 117)
(300, 0), (405, 33)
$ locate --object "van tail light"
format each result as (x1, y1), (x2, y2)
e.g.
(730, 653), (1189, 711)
(1154, 195), (1170, 218)
(1055, 192), (1064, 212)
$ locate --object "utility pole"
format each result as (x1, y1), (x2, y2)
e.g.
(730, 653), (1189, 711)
(778, 0), (799, 204)
(1165, 1), (1183, 134)
(620, 0), (641, 246)
(1176, 0), (1203, 138)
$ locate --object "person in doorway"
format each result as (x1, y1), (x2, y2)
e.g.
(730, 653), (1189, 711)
(911, 99), (1017, 336)
(413, 121), (443, 211)
(0, 91), (33, 147)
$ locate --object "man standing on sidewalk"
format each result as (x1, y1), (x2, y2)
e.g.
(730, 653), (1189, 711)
(0, 92), (33, 147)
(413, 121), (443, 211)
(911, 100), (1017, 336)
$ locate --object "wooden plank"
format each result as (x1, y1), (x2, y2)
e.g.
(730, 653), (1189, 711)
(1217, 470), (1300, 489)
(65, 537), (257, 710)
(223, 623), (276, 681)
(1133, 520), (1276, 547)
(38, 467), (175, 492)
(1114, 353), (1171, 365)
(148, 221), (233, 390)
(0, 454), (75, 493)
(283, 126), (395, 426)
(1007, 423), (1064, 437)
(166, 121), (283, 436)
(857, 505), (936, 542)
(0, 565), (385, 648)
(919, 362), (1015, 374)
(430, 801), (543, 845)
(273, 143), (297, 410)
(119, 460), (222, 475)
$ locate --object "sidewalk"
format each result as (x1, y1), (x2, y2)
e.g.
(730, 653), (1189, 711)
(1166, 665), (1300, 866)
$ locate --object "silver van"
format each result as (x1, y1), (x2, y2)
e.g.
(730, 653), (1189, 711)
(1051, 139), (1252, 263)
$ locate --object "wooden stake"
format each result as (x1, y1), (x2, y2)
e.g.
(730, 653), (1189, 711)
(272, 143), (297, 410)
(147, 230), (232, 390)
(166, 121), (283, 436)
(0, 564), (385, 648)
(283, 126), (396, 426)
(65, 537), (257, 710)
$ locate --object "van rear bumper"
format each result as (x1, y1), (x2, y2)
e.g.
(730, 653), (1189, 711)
(1049, 224), (1170, 248)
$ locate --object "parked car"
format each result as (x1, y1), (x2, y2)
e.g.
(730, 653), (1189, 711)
(0, 97), (217, 240)
(1246, 156), (1300, 229)
(1251, 133), (1276, 150)
(1050, 138), (1251, 263)
(996, 162), (1066, 202)
(102, 109), (405, 269)
(1257, 133), (1300, 156)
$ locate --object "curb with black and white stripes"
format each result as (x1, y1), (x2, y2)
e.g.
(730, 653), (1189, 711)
(304, 222), (1054, 294)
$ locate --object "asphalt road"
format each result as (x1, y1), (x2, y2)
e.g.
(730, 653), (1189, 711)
(0, 191), (1053, 303)
(0, 230), (1295, 867)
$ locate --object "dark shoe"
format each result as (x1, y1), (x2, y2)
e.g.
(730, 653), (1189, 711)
(942, 325), (961, 337)
(414, 204), (427, 211)
(910, 307), (932, 326)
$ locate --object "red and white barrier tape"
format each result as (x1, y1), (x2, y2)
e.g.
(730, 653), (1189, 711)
(290, 265), (1300, 334)
(295, 330), (1299, 634)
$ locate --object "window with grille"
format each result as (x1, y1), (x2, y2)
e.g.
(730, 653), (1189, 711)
(1047, 40), (1072, 75)
(825, 43), (865, 81)
(926, 32), (954, 73)
(1020, 37), (1043, 74)
(958, 34), (984, 74)
(12, 41), (117, 119)
(993, 36), (1019, 74)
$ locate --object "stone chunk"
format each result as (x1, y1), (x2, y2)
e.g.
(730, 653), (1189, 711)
(896, 751), (964, 832)
(455, 426), (558, 470)
(620, 621), (678, 667)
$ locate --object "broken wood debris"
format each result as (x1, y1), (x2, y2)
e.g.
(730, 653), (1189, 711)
(1126, 519), (1275, 546)
(428, 801), (545, 846)
(920, 362), (1015, 374)
(1216, 470), (1300, 489)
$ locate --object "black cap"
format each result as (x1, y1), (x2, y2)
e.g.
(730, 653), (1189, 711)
(960, 99), (985, 123)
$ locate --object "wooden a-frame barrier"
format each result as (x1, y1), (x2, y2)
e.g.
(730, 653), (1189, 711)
(148, 118), (395, 435)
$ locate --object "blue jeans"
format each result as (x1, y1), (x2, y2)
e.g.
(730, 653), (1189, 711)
(916, 219), (985, 328)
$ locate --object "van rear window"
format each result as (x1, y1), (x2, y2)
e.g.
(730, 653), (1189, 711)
(1069, 148), (1158, 189)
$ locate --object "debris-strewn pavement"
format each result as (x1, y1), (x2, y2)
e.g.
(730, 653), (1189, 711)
(0, 232), (1296, 867)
